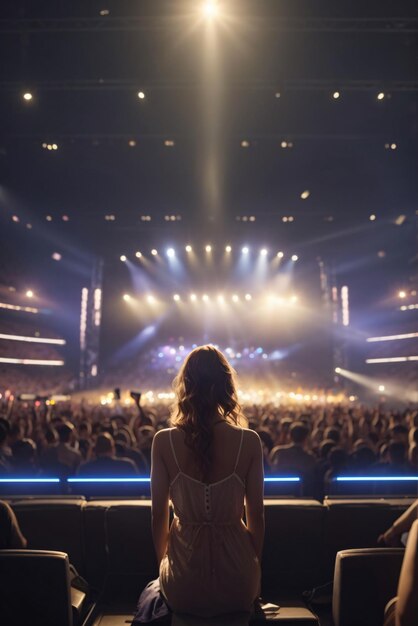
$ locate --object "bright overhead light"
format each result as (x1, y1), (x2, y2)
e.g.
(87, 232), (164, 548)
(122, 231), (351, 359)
(23, 92), (33, 101)
(138, 91), (146, 99)
(260, 248), (268, 256)
(277, 251), (284, 258)
(203, 1), (219, 18)
(398, 290), (407, 299)
(290, 295), (298, 304)
(190, 294), (197, 302)
(185, 245), (192, 253)
(120, 255), (127, 262)
(378, 385), (385, 392)
(123, 294), (131, 302)
(205, 245), (212, 252)
(301, 190), (310, 199)
(291, 254), (298, 262)
(377, 92), (385, 100)
(245, 294), (252, 301)
(135, 251), (142, 258)
(390, 143), (397, 150)
(26, 290), (34, 298)
(217, 294), (225, 303)
(146, 295), (155, 304)
(173, 294), (180, 302)
(167, 248), (175, 258)
(232, 294), (239, 303)
(202, 294), (209, 302)
(242, 246), (249, 254)
(335, 367), (341, 374)
(51, 252), (62, 261)
(151, 249), (158, 256)
(332, 91), (340, 99)
(369, 214), (376, 221)
(225, 245), (232, 253)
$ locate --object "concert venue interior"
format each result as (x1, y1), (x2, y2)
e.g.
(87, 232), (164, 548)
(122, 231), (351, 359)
(0, 1), (417, 625)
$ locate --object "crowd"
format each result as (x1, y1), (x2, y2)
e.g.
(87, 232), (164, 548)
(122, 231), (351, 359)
(0, 393), (417, 497)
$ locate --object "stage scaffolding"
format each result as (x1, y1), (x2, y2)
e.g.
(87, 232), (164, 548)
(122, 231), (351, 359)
(79, 257), (103, 390)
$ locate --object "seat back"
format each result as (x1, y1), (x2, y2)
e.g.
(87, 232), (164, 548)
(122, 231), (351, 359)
(332, 548), (404, 626)
(0, 549), (73, 626)
(10, 497), (86, 574)
(262, 499), (324, 591)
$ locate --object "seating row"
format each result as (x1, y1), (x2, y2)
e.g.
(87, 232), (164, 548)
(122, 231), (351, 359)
(6, 496), (413, 597)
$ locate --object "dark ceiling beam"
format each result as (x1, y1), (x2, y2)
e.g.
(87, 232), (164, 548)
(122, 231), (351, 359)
(0, 16), (417, 34)
(1, 79), (418, 92)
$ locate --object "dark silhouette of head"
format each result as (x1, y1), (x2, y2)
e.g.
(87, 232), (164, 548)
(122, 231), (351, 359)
(290, 422), (309, 446)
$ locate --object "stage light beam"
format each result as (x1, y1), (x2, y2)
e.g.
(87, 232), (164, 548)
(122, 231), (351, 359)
(167, 248), (175, 258)
(120, 255), (127, 262)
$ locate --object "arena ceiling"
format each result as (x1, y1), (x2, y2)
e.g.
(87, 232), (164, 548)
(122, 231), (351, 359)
(0, 0), (417, 284)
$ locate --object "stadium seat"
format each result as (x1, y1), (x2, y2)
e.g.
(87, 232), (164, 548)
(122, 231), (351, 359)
(323, 498), (412, 580)
(0, 549), (89, 626)
(262, 499), (324, 592)
(10, 497), (86, 574)
(332, 548), (405, 626)
(84, 500), (157, 600)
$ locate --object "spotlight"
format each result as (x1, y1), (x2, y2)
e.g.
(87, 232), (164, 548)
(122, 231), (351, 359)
(260, 248), (268, 256)
(190, 294), (197, 302)
(138, 91), (146, 99)
(335, 367), (341, 374)
(23, 92), (33, 101)
(120, 255), (127, 262)
(173, 294), (180, 302)
(301, 190), (310, 199)
(242, 246), (249, 254)
(202, 294), (209, 302)
(123, 294), (131, 302)
(390, 143), (397, 150)
(225, 245), (232, 253)
(281, 141), (288, 148)
(290, 295), (298, 304)
(205, 245), (212, 252)
(291, 254), (298, 262)
(232, 294), (239, 303)
(203, 1), (219, 18)
(245, 294), (252, 301)
(332, 91), (340, 99)
(398, 291), (407, 299)
(51, 252), (62, 261)
(217, 294), (225, 303)
(146, 295), (155, 304)
(128, 140), (136, 147)
(26, 290), (34, 298)
(369, 214), (376, 221)
(378, 384), (385, 392)
(277, 251), (284, 258)
(377, 92), (385, 100)
(151, 249), (158, 256)
(135, 251), (142, 258)
(167, 248), (175, 258)
(185, 245), (192, 253)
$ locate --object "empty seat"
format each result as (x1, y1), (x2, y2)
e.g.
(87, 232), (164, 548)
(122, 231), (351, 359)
(262, 499), (324, 592)
(10, 497), (86, 574)
(323, 498), (412, 580)
(0, 549), (88, 626)
(84, 500), (156, 601)
(332, 548), (405, 626)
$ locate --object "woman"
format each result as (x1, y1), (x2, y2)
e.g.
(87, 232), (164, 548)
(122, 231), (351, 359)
(135, 345), (264, 622)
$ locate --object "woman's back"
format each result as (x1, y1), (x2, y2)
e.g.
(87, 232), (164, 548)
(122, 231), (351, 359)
(158, 424), (262, 617)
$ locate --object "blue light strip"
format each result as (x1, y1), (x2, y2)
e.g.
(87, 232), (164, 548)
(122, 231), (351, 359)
(336, 476), (418, 482)
(0, 478), (60, 483)
(264, 477), (300, 482)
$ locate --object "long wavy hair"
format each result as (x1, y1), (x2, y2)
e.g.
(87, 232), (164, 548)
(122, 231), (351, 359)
(171, 345), (241, 481)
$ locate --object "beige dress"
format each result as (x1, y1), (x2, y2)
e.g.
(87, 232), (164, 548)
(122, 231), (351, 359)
(159, 428), (261, 617)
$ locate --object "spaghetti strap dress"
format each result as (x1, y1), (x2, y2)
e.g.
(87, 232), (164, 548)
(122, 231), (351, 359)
(159, 427), (261, 617)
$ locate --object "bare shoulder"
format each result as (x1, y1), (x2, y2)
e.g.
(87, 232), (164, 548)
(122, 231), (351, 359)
(242, 428), (262, 450)
(152, 427), (172, 448)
